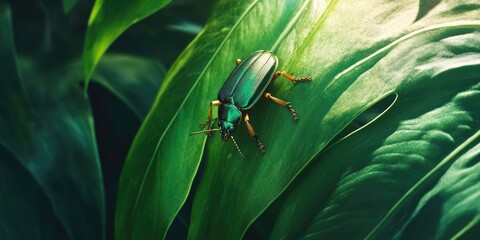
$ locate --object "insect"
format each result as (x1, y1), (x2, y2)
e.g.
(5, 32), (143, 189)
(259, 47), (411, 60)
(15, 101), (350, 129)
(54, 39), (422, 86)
(190, 50), (312, 158)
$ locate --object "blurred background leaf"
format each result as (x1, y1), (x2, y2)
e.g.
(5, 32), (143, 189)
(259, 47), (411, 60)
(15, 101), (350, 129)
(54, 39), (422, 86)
(82, 0), (172, 85)
(0, 5), (66, 239)
(0, 146), (68, 239)
(70, 53), (166, 119)
(62, 0), (78, 13)
(1, 0), (206, 238)
(116, 0), (480, 239)
(0, 3), (104, 238)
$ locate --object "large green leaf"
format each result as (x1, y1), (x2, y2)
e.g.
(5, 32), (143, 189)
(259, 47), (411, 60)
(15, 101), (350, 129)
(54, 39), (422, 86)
(0, 3), (105, 239)
(83, 0), (172, 85)
(269, 47), (480, 238)
(116, 0), (316, 238)
(64, 53), (166, 119)
(116, 0), (480, 239)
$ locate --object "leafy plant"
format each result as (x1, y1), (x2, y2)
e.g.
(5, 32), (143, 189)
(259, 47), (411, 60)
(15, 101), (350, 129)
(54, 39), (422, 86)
(0, 3), (104, 238)
(0, 0), (198, 239)
(1, 0), (479, 239)
(114, 0), (480, 239)
(82, 0), (172, 85)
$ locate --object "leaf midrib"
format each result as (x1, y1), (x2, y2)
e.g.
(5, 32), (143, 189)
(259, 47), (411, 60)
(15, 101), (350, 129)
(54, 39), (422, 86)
(265, 19), (480, 240)
(130, 0), (321, 237)
(451, 215), (480, 240)
(129, 0), (263, 233)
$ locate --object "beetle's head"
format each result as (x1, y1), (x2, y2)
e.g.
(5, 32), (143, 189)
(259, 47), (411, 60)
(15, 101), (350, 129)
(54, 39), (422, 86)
(218, 104), (242, 141)
(218, 121), (234, 141)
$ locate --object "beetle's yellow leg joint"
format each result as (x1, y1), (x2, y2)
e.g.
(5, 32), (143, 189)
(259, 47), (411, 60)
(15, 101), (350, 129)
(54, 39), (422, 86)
(244, 113), (255, 137)
(263, 93), (298, 121)
(244, 113), (265, 154)
(200, 100), (222, 129)
(208, 100), (222, 121)
(273, 71), (312, 83)
(236, 59), (242, 65)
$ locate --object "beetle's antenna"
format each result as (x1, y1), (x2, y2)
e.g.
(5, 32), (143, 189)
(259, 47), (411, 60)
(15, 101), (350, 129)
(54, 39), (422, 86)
(230, 135), (245, 159)
(190, 128), (220, 135)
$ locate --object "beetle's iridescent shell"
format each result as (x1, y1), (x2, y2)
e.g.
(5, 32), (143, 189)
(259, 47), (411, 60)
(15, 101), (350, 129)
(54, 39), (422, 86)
(218, 51), (278, 110)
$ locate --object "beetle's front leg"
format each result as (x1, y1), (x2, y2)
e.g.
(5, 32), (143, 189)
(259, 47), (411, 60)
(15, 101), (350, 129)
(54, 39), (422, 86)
(200, 100), (222, 129)
(244, 113), (265, 154)
(263, 93), (298, 121)
(273, 71), (312, 83)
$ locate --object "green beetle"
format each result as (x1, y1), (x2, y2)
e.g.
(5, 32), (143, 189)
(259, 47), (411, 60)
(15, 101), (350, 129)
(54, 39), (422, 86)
(191, 50), (311, 158)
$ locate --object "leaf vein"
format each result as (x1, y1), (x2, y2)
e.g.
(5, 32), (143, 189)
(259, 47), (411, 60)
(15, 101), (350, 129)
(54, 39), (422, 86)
(129, 0), (263, 235)
(325, 21), (480, 91)
(364, 130), (480, 239)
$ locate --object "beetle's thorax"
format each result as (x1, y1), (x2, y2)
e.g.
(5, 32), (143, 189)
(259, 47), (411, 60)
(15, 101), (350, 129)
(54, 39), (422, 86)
(218, 103), (242, 141)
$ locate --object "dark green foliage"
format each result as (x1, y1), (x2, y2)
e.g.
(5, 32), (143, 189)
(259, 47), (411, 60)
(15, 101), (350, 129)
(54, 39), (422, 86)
(1, 0), (479, 239)
(0, 0), (200, 239)
(1, 3), (104, 238)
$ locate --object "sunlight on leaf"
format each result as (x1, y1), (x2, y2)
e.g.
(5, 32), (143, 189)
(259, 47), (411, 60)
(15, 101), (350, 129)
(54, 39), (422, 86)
(167, 21), (203, 35)
(115, 0), (480, 239)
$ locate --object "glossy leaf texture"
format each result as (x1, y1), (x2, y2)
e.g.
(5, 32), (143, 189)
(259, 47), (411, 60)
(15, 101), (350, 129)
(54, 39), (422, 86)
(269, 36), (480, 238)
(0, 3), (104, 239)
(83, 0), (172, 85)
(116, 0), (480, 239)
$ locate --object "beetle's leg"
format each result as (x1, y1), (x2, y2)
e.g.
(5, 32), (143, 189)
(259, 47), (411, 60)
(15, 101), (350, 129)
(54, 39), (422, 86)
(273, 71), (312, 83)
(263, 92), (298, 121)
(200, 100), (222, 129)
(236, 59), (242, 65)
(244, 113), (265, 154)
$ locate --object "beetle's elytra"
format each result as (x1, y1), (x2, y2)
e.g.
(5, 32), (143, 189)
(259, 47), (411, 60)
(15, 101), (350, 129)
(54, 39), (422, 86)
(190, 50), (312, 158)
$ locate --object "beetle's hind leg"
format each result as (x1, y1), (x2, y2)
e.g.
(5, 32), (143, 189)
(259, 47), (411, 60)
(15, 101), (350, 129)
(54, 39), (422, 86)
(200, 100), (222, 130)
(244, 113), (265, 154)
(273, 71), (312, 83)
(263, 93), (298, 121)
